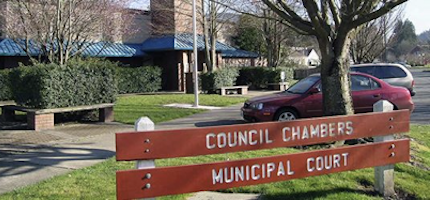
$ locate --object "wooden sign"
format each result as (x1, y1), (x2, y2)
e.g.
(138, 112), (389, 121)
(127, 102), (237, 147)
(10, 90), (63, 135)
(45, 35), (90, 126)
(116, 110), (409, 161)
(116, 139), (410, 200)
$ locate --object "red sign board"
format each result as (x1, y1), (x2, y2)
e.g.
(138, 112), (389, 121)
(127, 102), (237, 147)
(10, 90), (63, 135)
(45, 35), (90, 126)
(116, 139), (410, 200)
(116, 111), (409, 161)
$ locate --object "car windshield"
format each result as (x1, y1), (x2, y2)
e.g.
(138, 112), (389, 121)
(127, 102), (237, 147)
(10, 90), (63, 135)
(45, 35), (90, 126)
(286, 76), (320, 94)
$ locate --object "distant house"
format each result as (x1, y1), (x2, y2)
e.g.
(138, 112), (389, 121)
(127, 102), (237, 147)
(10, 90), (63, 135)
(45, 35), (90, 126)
(289, 47), (320, 68)
(0, 0), (258, 92)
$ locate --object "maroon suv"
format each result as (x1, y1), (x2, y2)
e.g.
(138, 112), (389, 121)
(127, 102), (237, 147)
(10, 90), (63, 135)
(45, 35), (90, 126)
(241, 72), (414, 122)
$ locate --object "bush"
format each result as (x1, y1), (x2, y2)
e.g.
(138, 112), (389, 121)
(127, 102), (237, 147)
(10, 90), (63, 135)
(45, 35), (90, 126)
(236, 67), (294, 89)
(116, 66), (162, 94)
(0, 69), (12, 101)
(9, 59), (118, 109)
(200, 68), (239, 93)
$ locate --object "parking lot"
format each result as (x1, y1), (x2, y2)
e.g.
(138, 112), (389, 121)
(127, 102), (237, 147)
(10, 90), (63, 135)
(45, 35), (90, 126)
(410, 69), (430, 124)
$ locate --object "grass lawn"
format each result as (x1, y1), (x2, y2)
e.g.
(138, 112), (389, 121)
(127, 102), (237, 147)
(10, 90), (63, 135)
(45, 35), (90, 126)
(1, 124), (429, 200)
(114, 94), (247, 124)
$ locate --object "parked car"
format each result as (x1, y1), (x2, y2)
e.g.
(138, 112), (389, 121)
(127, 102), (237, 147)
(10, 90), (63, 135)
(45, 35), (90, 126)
(241, 72), (414, 122)
(350, 63), (415, 96)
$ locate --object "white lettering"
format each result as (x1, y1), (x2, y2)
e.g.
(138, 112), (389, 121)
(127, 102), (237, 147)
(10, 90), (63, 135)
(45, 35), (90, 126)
(282, 127), (291, 142)
(292, 127), (300, 141)
(217, 133), (227, 148)
(267, 163), (276, 178)
(346, 122), (353, 135)
(206, 133), (216, 149)
(307, 158), (315, 172)
(249, 130), (258, 145)
(277, 162), (285, 176)
(342, 153), (349, 166)
(329, 123), (336, 137)
(228, 132), (237, 147)
(302, 126), (309, 139)
(338, 122), (345, 135)
(251, 165), (260, 180)
(212, 169), (223, 185)
(239, 131), (248, 146)
(333, 154), (341, 168)
(287, 161), (295, 175)
(320, 123), (328, 137)
(265, 129), (273, 144)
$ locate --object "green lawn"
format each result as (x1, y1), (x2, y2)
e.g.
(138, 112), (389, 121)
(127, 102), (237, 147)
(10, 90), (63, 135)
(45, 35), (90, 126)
(114, 94), (247, 124)
(1, 94), (429, 200)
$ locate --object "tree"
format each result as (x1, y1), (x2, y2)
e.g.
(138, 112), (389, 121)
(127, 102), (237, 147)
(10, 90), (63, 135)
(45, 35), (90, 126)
(3, 0), (137, 65)
(390, 19), (418, 58)
(349, 6), (404, 63)
(234, 11), (316, 68)
(201, 0), (234, 72)
(234, 15), (265, 53)
(257, 0), (408, 117)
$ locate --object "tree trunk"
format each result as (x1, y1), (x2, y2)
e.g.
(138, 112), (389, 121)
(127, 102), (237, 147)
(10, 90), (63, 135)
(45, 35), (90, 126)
(318, 35), (354, 117)
(202, 4), (212, 72)
(210, 33), (217, 71)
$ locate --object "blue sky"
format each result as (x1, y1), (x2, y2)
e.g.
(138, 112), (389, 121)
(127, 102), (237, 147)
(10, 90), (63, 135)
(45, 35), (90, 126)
(130, 0), (429, 34)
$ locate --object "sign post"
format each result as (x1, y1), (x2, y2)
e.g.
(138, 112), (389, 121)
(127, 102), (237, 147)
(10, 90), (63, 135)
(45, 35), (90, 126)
(133, 117), (155, 200)
(373, 100), (396, 197)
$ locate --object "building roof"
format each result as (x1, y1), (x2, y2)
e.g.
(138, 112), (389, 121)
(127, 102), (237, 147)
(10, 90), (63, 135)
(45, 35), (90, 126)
(0, 38), (146, 57)
(0, 35), (258, 59)
(142, 33), (236, 52)
(221, 49), (259, 58)
(142, 33), (258, 58)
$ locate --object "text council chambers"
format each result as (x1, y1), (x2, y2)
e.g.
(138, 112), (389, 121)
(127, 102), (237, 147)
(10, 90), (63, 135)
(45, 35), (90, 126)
(206, 121), (353, 149)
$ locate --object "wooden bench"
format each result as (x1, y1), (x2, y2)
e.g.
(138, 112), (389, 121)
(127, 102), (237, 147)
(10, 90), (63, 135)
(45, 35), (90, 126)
(219, 85), (248, 96)
(1, 103), (114, 131)
(268, 82), (289, 91)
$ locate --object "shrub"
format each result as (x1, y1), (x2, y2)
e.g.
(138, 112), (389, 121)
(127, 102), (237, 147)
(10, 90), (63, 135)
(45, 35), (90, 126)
(9, 59), (118, 109)
(200, 68), (239, 93)
(0, 69), (12, 101)
(116, 66), (162, 94)
(236, 67), (294, 89)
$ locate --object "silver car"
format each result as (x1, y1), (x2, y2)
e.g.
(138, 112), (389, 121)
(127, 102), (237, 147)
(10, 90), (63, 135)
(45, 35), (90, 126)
(351, 63), (415, 96)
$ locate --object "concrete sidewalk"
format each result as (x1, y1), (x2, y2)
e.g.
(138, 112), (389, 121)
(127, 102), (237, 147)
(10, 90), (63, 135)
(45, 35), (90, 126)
(0, 98), (264, 199)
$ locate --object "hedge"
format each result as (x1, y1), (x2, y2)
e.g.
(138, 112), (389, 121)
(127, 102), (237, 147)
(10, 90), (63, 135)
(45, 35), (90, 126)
(0, 69), (12, 101)
(9, 60), (118, 109)
(116, 66), (162, 94)
(200, 68), (239, 93)
(236, 67), (294, 89)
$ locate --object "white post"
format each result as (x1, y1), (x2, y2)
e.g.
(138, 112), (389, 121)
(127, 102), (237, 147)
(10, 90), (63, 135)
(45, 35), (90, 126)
(192, 0), (199, 107)
(135, 117), (155, 200)
(373, 100), (395, 197)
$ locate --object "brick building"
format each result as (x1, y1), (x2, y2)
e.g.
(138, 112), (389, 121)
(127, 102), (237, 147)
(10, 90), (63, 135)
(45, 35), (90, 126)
(0, 0), (257, 92)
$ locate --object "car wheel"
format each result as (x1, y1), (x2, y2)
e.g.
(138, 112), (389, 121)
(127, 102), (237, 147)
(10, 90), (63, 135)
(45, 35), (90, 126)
(275, 109), (298, 121)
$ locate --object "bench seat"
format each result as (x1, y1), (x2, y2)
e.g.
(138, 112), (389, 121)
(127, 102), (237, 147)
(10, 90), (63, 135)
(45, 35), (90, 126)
(1, 103), (114, 131)
(219, 86), (248, 96)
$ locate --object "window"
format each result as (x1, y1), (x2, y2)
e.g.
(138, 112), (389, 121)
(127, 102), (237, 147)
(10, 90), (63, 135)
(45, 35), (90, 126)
(351, 75), (372, 91)
(286, 76), (320, 94)
(370, 78), (381, 90)
(351, 66), (375, 76)
(374, 66), (407, 79)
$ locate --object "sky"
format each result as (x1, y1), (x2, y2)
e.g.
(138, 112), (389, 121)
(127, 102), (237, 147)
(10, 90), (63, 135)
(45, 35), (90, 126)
(130, 0), (430, 35)
(405, 0), (430, 34)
